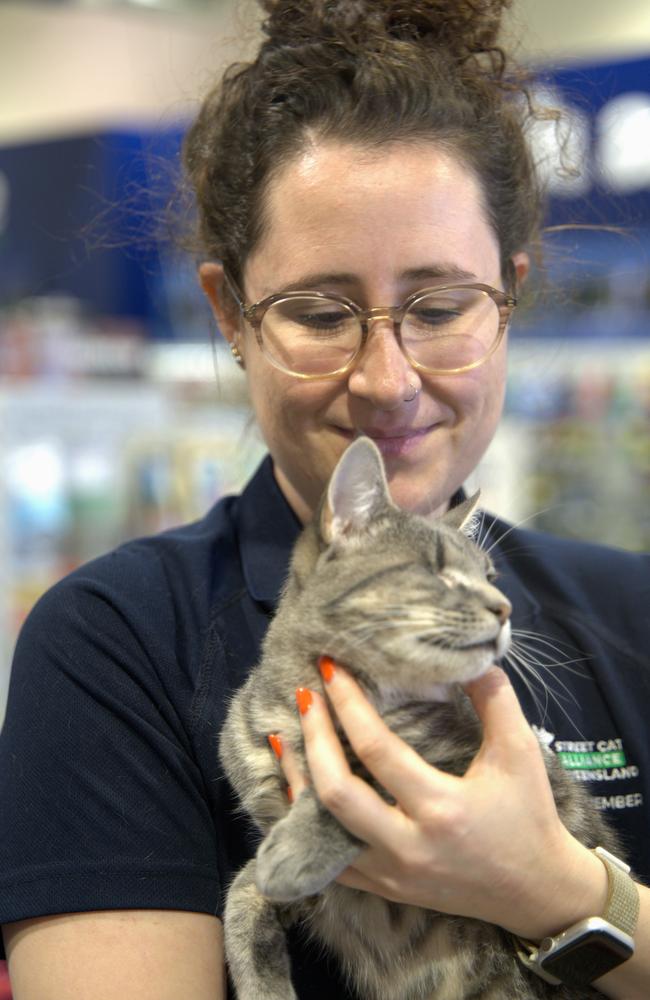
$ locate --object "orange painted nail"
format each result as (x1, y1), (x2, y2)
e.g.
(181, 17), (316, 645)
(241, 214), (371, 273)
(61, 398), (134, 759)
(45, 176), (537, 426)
(267, 733), (283, 760)
(318, 655), (336, 683)
(287, 786), (294, 804)
(296, 687), (313, 716)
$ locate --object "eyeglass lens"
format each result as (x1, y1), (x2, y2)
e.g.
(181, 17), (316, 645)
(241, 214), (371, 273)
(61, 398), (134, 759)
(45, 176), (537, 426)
(259, 288), (501, 376)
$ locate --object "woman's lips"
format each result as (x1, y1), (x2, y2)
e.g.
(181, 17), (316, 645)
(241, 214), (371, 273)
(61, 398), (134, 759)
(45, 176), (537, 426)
(333, 425), (435, 457)
(366, 428), (433, 457)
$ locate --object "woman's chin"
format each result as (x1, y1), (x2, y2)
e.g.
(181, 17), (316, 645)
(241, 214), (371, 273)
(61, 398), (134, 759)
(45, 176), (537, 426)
(386, 474), (451, 518)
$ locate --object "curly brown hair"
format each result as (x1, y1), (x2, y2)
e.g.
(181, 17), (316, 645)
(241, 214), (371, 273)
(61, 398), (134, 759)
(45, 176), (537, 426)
(183, 0), (541, 289)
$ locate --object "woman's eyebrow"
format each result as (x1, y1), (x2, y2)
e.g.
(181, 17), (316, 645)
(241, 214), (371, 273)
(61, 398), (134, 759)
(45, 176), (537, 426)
(271, 272), (358, 294)
(401, 265), (478, 283)
(268, 264), (478, 296)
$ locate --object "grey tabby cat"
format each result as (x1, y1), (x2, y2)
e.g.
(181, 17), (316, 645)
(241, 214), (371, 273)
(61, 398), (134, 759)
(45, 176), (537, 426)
(219, 436), (618, 999)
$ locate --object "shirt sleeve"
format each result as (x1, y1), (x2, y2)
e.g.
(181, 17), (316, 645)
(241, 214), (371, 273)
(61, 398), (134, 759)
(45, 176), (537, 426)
(0, 545), (222, 946)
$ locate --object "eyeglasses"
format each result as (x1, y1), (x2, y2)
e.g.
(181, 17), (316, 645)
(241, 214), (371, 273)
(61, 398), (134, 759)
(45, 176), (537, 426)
(224, 272), (516, 379)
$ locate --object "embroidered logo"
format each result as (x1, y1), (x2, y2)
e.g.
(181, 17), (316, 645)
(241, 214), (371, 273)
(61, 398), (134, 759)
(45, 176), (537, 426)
(540, 734), (643, 811)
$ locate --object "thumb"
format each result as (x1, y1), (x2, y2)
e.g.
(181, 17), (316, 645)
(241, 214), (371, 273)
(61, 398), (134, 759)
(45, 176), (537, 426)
(464, 667), (540, 765)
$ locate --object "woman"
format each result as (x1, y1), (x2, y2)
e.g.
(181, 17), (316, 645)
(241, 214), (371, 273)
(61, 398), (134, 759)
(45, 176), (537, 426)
(1, 1), (649, 997)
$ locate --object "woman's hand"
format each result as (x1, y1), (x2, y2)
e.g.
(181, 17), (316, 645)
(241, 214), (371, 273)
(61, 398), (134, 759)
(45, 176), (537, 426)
(281, 662), (609, 942)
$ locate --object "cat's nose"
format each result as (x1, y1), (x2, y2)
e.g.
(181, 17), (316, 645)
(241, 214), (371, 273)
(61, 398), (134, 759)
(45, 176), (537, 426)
(490, 595), (512, 624)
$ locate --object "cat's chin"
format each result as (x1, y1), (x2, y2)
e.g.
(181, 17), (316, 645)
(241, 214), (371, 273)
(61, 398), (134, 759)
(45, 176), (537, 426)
(496, 619), (511, 659)
(378, 682), (455, 707)
(376, 659), (501, 707)
(422, 683), (454, 703)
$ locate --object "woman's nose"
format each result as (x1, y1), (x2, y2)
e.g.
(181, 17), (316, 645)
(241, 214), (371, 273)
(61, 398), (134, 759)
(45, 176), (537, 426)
(346, 320), (421, 409)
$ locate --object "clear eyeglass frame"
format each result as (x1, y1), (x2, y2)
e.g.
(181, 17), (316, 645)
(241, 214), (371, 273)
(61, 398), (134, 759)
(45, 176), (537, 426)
(223, 269), (517, 380)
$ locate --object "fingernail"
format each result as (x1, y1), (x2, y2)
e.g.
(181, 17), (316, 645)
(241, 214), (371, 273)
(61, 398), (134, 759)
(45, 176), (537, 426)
(267, 733), (283, 759)
(296, 687), (313, 716)
(286, 786), (294, 803)
(318, 655), (336, 683)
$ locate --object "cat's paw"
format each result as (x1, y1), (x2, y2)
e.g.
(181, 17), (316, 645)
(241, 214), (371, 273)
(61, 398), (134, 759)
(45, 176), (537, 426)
(256, 824), (328, 901)
(255, 789), (363, 901)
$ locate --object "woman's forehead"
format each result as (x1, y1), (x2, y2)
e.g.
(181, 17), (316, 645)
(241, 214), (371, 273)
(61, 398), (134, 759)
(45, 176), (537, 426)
(245, 139), (500, 296)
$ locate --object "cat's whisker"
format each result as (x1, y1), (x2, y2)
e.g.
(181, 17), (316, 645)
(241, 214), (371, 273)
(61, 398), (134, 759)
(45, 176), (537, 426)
(510, 628), (578, 652)
(507, 649), (573, 699)
(508, 636), (582, 675)
(355, 615), (461, 631)
(348, 618), (427, 634)
(481, 506), (560, 557)
(474, 510), (499, 553)
(510, 631), (592, 678)
(504, 649), (577, 727)
(510, 641), (585, 671)
(489, 543), (556, 566)
(505, 640), (588, 733)
(503, 653), (551, 721)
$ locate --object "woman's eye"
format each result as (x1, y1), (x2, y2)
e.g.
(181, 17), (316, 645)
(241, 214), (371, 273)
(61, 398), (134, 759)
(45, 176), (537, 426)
(297, 310), (349, 330)
(411, 307), (460, 327)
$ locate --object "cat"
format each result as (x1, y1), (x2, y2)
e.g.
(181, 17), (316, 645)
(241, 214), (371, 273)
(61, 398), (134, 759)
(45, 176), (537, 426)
(219, 435), (620, 999)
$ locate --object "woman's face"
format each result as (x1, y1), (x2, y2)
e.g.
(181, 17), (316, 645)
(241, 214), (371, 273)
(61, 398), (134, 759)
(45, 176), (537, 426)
(202, 140), (526, 523)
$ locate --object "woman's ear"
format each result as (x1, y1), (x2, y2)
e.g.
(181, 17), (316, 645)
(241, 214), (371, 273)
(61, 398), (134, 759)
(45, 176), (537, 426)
(510, 251), (530, 289)
(198, 262), (245, 364)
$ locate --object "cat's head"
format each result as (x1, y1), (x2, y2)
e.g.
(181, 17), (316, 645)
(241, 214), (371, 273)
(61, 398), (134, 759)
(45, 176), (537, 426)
(298, 436), (511, 696)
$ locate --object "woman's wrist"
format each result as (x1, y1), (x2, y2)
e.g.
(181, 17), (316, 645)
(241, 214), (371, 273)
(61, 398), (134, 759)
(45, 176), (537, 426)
(507, 832), (609, 941)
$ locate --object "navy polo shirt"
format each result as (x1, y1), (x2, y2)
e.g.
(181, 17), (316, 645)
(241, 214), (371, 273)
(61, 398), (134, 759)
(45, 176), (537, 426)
(1, 455), (649, 997)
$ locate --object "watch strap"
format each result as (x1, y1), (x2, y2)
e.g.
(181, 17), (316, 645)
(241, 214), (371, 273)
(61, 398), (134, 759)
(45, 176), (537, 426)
(595, 846), (639, 937)
(515, 940), (563, 985)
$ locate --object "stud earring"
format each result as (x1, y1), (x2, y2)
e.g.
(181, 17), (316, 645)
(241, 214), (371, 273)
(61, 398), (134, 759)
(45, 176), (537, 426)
(230, 343), (245, 368)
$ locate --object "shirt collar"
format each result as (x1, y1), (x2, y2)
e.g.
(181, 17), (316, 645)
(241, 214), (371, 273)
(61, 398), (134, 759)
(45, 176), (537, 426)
(236, 455), (302, 610)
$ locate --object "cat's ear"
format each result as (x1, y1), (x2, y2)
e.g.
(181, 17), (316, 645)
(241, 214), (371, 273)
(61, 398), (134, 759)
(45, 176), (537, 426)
(442, 490), (481, 538)
(320, 436), (391, 544)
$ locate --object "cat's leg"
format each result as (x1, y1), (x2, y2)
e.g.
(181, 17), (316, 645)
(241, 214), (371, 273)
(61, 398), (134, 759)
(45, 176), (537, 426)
(224, 857), (297, 1000)
(256, 786), (363, 901)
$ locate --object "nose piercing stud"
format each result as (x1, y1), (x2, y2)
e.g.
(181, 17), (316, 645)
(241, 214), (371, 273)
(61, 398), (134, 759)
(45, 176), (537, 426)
(404, 383), (420, 403)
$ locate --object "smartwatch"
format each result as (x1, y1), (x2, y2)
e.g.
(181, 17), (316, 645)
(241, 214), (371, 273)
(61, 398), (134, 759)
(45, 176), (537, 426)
(516, 847), (639, 988)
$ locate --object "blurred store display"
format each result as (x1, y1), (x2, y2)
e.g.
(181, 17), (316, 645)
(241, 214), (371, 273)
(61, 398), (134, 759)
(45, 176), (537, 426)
(0, 349), (264, 725)
(472, 340), (650, 552)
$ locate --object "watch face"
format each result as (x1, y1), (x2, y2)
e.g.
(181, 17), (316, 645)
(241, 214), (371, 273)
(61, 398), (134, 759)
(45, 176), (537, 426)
(541, 926), (634, 988)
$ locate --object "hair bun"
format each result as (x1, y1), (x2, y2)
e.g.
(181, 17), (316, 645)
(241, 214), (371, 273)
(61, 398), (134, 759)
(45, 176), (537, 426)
(259, 0), (512, 62)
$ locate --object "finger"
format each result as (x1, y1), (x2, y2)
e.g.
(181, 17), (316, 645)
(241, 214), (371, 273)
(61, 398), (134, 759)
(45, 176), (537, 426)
(297, 686), (411, 845)
(267, 732), (308, 800)
(464, 666), (543, 769)
(335, 845), (433, 904)
(316, 658), (454, 814)
(282, 738), (309, 797)
(335, 863), (398, 898)
(335, 866), (378, 894)
(335, 860), (420, 904)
